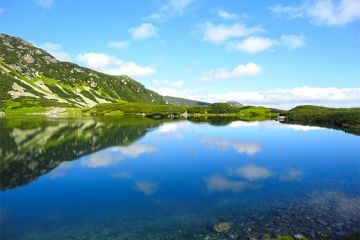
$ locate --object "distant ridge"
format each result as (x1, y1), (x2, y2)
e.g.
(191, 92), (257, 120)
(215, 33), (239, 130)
(226, 101), (244, 107)
(164, 96), (209, 106)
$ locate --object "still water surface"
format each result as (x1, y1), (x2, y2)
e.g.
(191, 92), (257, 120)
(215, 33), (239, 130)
(0, 117), (359, 239)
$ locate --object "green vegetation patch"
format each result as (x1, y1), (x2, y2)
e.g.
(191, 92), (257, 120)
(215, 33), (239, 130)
(84, 102), (187, 116)
(285, 105), (360, 135)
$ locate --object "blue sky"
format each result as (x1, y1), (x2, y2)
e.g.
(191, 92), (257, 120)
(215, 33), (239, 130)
(0, 0), (359, 108)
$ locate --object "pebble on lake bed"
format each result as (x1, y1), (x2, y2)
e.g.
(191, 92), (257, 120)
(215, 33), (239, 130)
(212, 222), (233, 233)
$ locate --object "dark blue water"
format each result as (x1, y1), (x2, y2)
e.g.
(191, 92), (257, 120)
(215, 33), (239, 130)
(1, 117), (359, 239)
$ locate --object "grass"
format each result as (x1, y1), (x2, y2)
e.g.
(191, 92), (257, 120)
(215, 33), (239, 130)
(83, 102), (187, 116)
(66, 108), (84, 116)
(83, 102), (279, 119)
(5, 106), (47, 115)
(284, 105), (360, 135)
(2, 99), (359, 137)
(187, 105), (278, 120)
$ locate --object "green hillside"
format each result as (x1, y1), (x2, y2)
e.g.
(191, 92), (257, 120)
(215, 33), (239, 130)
(226, 101), (244, 107)
(284, 105), (360, 135)
(0, 34), (165, 112)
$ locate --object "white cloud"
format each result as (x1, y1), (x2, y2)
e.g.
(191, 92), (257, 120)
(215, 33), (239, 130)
(77, 52), (156, 77)
(202, 22), (304, 54)
(106, 62), (156, 77)
(81, 144), (155, 168)
(167, 0), (193, 14)
(202, 22), (263, 44)
(107, 40), (129, 49)
(152, 79), (184, 88)
(150, 80), (186, 100)
(280, 35), (306, 49)
(228, 35), (305, 53)
(180, 86), (360, 109)
(205, 175), (247, 192)
(148, 13), (163, 21)
(202, 138), (262, 156)
(200, 63), (262, 82)
(217, 10), (238, 20)
(152, 87), (183, 97)
(129, 23), (158, 40)
(134, 181), (158, 195)
(229, 36), (279, 54)
(270, 0), (360, 26)
(34, 0), (53, 8)
(77, 52), (118, 69)
(234, 164), (274, 181)
(148, 0), (194, 21)
(40, 42), (71, 61)
(149, 85), (360, 109)
(0, 7), (4, 14)
(270, 4), (307, 18)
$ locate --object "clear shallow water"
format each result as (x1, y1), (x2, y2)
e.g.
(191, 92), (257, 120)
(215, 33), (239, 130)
(0, 117), (359, 240)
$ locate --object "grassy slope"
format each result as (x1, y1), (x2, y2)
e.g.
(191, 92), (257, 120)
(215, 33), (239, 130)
(0, 33), (164, 112)
(85, 102), (279, 119)
(284, 105), (360, 135)
(83, 102), (187, 116)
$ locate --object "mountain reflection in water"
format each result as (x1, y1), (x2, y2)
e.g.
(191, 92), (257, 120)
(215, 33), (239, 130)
(0, 116), (359, 240)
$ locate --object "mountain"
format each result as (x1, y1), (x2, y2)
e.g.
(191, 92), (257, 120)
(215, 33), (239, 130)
(226, 101), (244, 107)
(164, 96), (209, 106)
(0, 34), (165, 111)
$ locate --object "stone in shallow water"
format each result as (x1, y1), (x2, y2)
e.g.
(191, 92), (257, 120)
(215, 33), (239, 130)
(212, 222), (233, 233)
(294, 233), (304, 239)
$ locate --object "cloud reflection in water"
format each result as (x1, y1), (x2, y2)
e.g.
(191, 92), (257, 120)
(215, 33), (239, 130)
(202, 138), (262, 156)
(48, 162), (74, 179)
(81, 144), (155, 168)
(205, 175), (248, 193)
(280, 168), (303, 181)
(233, 164), (274, 181)
(134, 181), (158, 195)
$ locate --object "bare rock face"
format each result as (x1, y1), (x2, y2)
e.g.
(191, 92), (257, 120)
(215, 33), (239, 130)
(90, 80), (97, 87)
(23, 54), (35, 64)
(43, 55), (58, 63)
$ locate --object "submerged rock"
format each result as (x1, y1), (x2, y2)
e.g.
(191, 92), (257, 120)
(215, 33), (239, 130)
(212, 222), (233, 233)
(294, 233), (304, 239)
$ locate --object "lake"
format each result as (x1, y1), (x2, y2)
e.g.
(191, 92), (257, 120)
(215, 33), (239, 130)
(1, 117), (359, 240)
